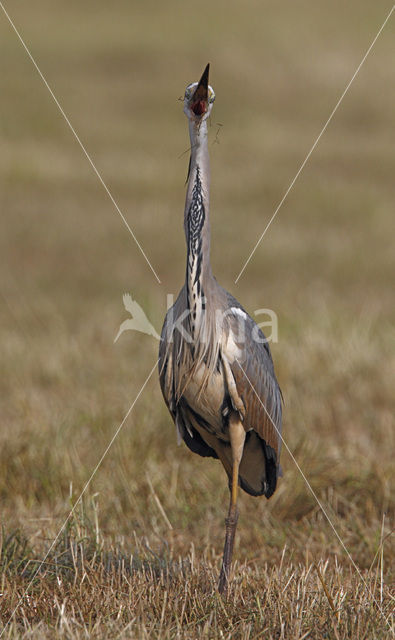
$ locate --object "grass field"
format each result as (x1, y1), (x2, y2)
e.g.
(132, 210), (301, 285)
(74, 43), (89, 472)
(0, 1), (394, 637)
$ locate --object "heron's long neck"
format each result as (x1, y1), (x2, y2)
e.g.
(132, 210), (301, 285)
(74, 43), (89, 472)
(184, 119), (213, 332)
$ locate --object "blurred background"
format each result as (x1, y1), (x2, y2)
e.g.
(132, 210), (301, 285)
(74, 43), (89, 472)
(0, 0), (394, 577)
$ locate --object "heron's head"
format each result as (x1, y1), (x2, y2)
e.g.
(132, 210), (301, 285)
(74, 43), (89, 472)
(183, 63), (215, 123)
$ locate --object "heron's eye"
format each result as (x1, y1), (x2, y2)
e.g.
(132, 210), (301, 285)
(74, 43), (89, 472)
(209, 91), (216, 104)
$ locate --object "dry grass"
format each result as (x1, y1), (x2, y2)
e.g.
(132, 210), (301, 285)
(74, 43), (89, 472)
(0, 516), (392, 639)
(0, 0), (394, 637)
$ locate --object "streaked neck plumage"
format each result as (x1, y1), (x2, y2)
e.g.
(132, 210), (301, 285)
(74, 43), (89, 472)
(184, 119), (213, 335)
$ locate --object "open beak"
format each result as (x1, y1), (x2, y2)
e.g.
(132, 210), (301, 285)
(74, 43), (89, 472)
(190, 63), (210, 117)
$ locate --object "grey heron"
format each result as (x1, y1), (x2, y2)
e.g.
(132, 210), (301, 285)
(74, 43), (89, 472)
(159, 64), (283, 594)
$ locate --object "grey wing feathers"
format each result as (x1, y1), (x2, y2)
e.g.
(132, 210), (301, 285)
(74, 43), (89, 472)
(158, 297), (219, 460)
(224, 292), (283, 459)
(158, 309), (175, 414)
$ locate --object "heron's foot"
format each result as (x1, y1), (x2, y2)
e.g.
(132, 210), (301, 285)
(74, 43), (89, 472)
(218, 506), (239, 596)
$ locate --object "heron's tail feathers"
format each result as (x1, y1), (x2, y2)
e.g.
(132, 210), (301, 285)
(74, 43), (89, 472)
(237, 432), (278, 498)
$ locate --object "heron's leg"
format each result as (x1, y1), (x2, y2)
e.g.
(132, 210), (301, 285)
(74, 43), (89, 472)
(218, 415), (245, 595)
